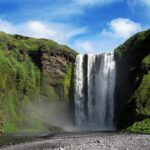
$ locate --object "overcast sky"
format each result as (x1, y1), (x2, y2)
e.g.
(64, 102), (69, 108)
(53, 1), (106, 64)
(0, 0), (150, 53)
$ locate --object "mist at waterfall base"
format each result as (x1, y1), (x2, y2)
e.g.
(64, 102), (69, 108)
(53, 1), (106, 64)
(22, 100), (76, 132)
(74, 53), (116, 131)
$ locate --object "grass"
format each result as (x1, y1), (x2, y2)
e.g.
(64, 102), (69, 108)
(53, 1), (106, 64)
(126, 118), (150, 134)
(63, 64), (74, 100)
(4, 120), (46, 133)
(142, 55), (150, 70)
(0, 31), (76, 133)
(0, 31), (76, 54)
(135, 72), (150, 115)
(0, 49), (42, 133)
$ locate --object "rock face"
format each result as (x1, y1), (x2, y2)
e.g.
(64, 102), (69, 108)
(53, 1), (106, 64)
(40, 49), (75, 74)
(115, 29), (150, 133)
(0, 32), (77, 133)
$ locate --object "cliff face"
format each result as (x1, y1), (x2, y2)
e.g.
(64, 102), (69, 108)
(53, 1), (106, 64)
(0, 32), (77, 133)
(115, 29), (150, 133)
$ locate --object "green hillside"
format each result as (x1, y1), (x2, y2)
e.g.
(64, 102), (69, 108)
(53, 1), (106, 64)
(0, 32), (77, 133)
(115, 29), (150, 133)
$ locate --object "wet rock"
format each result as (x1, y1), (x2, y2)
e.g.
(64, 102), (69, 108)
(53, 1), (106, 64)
(59, 148), (64, 150)
(96, 140), (100, 143)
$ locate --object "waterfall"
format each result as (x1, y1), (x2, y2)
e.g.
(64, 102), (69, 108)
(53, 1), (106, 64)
(74, 55), (86, 126)
(74, 53), (116, 130)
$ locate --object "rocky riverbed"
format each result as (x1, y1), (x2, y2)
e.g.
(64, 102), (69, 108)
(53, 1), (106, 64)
(1, 132), (150, 150)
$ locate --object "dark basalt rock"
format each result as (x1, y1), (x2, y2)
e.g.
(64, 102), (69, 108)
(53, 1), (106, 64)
(40, 49), (76, 75)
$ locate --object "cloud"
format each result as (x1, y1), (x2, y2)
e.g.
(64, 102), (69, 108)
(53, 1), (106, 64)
(0, 0), (122, 21)
(49, 3), (83, 18)
(73, 0), (122, 6)
(71, 18), (142, 53)
(127, 0), (150, 19)
(0, 19), (86, 44)
(139, 0), (150, 6)
(38, 0), (123, 20)
(74, 41), (95, 53)
(63, 0), (122, 16)
(0, 19), (16, 33)
(127, 0), (150, 7)
(102, 18), (141, 38)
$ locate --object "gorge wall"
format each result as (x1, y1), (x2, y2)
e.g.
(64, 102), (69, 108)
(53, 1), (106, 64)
(115, 29), (150, 133)
(0, 32), (77, 133)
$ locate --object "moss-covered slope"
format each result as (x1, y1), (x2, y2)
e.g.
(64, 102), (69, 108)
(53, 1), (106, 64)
(0, 32), (77, 133)
(115, 29), (150, 133)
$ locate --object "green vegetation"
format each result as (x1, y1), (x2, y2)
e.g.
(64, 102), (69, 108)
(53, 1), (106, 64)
(63, 64), (74, 100)
(115, 29), (150, 61)
(142, 55), (150, 70)
(0, 32), (76, 133)
(0, 32), (76, 54)
(115, 29), (150, 133)
(0, 49), (41, 133)
(126, 118), (150, 134)
(135, 73), (150, 115)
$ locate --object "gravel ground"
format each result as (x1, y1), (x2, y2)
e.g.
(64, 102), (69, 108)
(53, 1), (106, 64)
(1, 132), (150, 150)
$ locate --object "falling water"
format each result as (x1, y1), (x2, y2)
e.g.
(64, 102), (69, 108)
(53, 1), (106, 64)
(74, 55), (86, 126)
(74, 53), (116, 130)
